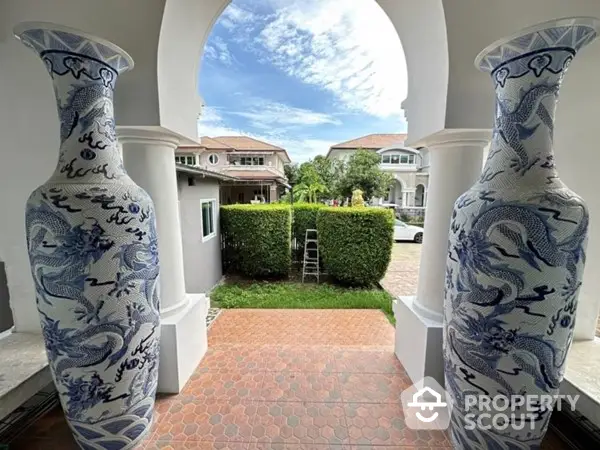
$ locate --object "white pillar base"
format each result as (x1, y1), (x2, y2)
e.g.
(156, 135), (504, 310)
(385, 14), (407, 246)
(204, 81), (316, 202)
(394, 297), (444, 385)
(158, 293), (208, 393)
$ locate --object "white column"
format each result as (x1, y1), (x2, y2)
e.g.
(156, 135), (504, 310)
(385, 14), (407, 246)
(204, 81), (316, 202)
(394, 129), (490, 385)
(118, 126), (208, 393)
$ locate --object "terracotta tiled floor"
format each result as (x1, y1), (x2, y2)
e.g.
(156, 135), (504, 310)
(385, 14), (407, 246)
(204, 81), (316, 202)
(11, 309), (568, 449)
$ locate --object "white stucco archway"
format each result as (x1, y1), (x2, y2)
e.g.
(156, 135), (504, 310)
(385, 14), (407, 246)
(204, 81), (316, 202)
(3, 0), (600, 414)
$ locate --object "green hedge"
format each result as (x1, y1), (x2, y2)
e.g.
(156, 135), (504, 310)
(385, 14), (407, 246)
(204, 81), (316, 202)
(317, 207), (394, 286)
(292, 203), (324, 260)
(221, 204), (291, 277)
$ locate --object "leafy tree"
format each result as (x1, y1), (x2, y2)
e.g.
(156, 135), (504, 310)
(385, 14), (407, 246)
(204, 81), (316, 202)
(337, 149), (393, 201)
(284, 163), (300, 185)
(294, 162), (328, 203)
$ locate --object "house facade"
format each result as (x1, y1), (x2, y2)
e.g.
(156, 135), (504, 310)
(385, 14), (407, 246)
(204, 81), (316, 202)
(326, 134), (429, 213)
(176, 164), (236, 294)
(176, 136), (291, 204)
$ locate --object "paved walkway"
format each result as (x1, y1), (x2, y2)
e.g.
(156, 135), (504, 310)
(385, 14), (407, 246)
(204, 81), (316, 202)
(380, 243), (421, 299)
(13, 309), (566, 449)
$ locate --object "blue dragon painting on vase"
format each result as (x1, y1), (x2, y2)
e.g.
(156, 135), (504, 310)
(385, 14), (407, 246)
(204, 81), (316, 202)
(15, 23), (160, 449)
(443, 18), (600, 449)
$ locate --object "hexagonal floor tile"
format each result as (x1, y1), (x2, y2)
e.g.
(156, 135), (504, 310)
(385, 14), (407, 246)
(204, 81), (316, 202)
(251, 402), (349, 446)
(153, 398), (257, 443)
(261, 372), (342, 402)
(260, 347), (336, 373)
(333, 349), (407, 374)
(182, 370), (265, 401)
(338, 372), (411, 403)
(344, 402), (451, 447)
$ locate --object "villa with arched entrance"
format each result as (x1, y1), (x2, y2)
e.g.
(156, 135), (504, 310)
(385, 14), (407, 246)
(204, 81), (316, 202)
(326, 133), (429, 215)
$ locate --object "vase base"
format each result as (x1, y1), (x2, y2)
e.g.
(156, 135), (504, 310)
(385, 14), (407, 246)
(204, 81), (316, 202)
(393, 296), (443, 384)
(69, 396), (155, 450)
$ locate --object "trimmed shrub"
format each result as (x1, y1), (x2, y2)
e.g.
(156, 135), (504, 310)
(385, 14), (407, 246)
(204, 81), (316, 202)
(292, 203), (324, 260)
(317, 207), (394, 286)
(221, 204), (291, 277)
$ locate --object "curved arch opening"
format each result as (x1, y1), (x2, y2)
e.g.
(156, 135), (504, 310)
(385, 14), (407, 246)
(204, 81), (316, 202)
(193, 0), (410, 166)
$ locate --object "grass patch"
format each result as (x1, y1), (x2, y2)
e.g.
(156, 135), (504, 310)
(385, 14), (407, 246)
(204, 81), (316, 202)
(211, 281), (395, 324)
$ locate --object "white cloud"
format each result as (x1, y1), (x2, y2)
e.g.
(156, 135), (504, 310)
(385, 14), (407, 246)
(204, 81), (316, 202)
(219, 4), (257, 31)
(251, 0), (407, 118)
(231, 99), (341, 128)
(204, 36), (234, 66)
(197, 106), (335, 162)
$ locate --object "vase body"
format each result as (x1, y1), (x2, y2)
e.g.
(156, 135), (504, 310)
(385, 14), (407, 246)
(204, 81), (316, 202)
(16, 23), (160, 449)
(443, 17), (600, 449)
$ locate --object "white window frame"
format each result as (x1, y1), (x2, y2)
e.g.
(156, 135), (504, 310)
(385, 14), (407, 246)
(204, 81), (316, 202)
(200, 198), (217, 242)
(208, 153), (219, 165)
(381, 153), (417, 165)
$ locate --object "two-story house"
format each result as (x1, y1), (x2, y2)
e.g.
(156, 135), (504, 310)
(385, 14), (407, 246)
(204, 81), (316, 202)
(326, 133), (429, 212)
(176, 136), (291, 204)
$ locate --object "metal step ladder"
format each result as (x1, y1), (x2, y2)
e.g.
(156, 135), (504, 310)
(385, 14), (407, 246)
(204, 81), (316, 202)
(302, 229), (320, 283)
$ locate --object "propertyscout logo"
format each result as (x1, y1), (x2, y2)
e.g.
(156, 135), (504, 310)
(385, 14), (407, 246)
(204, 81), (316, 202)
(401, 377), (452, 430)
(401, 377), (579, 431)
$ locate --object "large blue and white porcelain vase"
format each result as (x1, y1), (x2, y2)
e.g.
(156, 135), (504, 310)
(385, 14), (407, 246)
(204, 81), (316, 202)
(443, 17), (600, 449)
(15, 22), (160, 449)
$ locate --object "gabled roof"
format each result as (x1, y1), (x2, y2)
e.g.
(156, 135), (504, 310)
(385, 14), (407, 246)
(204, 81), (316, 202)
(328, 133), (408, 154)
(331, 133), (408, 149)
(200, 136), (234, 150)
(176, 136), (291, 163)
(212, 136), (284, 152)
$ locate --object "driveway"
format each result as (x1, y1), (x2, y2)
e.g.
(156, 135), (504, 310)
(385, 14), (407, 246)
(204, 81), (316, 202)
(380, 243), (421, 298)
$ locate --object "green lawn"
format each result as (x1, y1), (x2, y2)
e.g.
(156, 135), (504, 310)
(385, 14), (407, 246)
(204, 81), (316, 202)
(211, 281), (395, 324)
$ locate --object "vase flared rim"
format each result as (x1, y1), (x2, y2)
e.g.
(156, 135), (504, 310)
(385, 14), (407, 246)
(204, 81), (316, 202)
(474, 16), (600, 72)
(13, 21), (134, 72)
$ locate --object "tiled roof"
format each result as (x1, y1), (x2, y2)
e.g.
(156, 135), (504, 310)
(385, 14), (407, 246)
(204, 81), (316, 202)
(176, 136), (291, 162)
(330, 133), (408, 150)
(212, 136), (284, 152)
(200, 136), (234, 150)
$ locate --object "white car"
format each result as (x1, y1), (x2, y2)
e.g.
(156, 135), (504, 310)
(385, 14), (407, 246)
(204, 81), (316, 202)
(394, 220), (424, 243)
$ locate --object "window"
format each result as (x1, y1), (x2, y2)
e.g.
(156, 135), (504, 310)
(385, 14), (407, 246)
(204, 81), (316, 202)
(201, 199), (216, 241)
(175, 155), (195, 165)
(381, 153), (417, 165)
(208, 153), (219, 165)
(231, 156), (265, 166)
(395, 220), (407, 227)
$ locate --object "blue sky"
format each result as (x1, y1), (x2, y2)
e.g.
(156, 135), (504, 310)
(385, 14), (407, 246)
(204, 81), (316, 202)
(197, 0), (408, 163)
